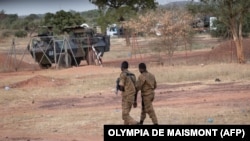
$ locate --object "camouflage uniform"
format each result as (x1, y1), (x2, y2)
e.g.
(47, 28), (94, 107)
(136, 71), (158, 124)
(119, 69), (138, 125)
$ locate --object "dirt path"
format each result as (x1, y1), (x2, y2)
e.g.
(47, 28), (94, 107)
(0, 64), (250, 141)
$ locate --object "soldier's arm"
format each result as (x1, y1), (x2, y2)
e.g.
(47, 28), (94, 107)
(153, 74), (157, 89)
(133, 90), (138, 108)
(134, 89), (138, 101)
(154, 80), (157, 89)
(115, 78), (120, 94)
(135, 75), (144, 91)
(133, 76), (142, 108)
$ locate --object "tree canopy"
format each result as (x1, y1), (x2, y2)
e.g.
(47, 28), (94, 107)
(89, 0), (157, 11)
(89, 0), (158, 33)
(43, 10), (86, 34)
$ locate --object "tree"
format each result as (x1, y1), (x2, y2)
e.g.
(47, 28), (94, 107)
(89, 0), (158, 33)
(0, 10), (6, 20)
(90, 0), (157, 11)
(0, 14), (18, 29)
(22, 14), (41, 37)
(24, 20), (41, 37)
(43, 10), (86, 34)
(25, 14), (40, 21)
(124, 9), (193, 64)
(190, 0), (250, 64)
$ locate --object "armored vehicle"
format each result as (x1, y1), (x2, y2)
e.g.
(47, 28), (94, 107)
(28, 25), (110, 68)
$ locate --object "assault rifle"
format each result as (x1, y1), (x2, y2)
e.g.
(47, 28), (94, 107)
(115, 77), (120, 95)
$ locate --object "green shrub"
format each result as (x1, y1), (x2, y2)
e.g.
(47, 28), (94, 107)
(14, 30), (27, 38)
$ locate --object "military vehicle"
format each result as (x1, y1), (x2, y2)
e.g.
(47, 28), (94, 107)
(28, 25), (110, 68)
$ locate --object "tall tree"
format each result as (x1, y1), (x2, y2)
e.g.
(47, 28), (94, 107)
(23, 14), (41, 37)
(89, 0), (157, 34)
(89, 0), (157, 23)
(43, 10), (86, 34)
(89, 0), (157, 11)
(194, 0), (250, 64)
(0, 10), (6, 20)
(124, 9), (193, 63)
(0, 14), (18, 29)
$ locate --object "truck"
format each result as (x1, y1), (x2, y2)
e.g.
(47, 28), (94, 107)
(28, 25), (110, 69)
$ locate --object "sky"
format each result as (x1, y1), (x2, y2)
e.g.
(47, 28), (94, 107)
(0, 0), (193, 16)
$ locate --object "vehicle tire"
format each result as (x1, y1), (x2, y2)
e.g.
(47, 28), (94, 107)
(58, 53), (72, 68)
(86, 49), (95, 65)
(71, 57), (81, 66)
(39, 63), (52, 69)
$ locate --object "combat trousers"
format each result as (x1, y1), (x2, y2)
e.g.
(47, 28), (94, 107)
(122, 95), (138, 125)
(141, 94), (158, 124)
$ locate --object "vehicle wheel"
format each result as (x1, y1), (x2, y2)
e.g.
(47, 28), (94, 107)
(39, 63), (52, 69)
(86, 49), (95, 65)
(58, 53), (72, 68)
(71, 58), (81, 66)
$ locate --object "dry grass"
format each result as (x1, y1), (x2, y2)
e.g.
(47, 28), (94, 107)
(151, 63), (250, 83)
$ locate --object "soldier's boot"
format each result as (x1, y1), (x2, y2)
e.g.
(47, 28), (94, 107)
(139, 120), (144, 125)
(152, 118), (158, 125)
(130, 120), (140, 125)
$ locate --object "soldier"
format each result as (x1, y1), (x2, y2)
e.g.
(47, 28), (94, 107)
(47, 26), (54, 36)
(134, 62), (158, 125)
(117, 61), (139, 125)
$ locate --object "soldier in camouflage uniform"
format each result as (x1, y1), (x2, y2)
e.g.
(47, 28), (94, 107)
(118, 61), (139, 125)
(134, 63), (158, 125)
